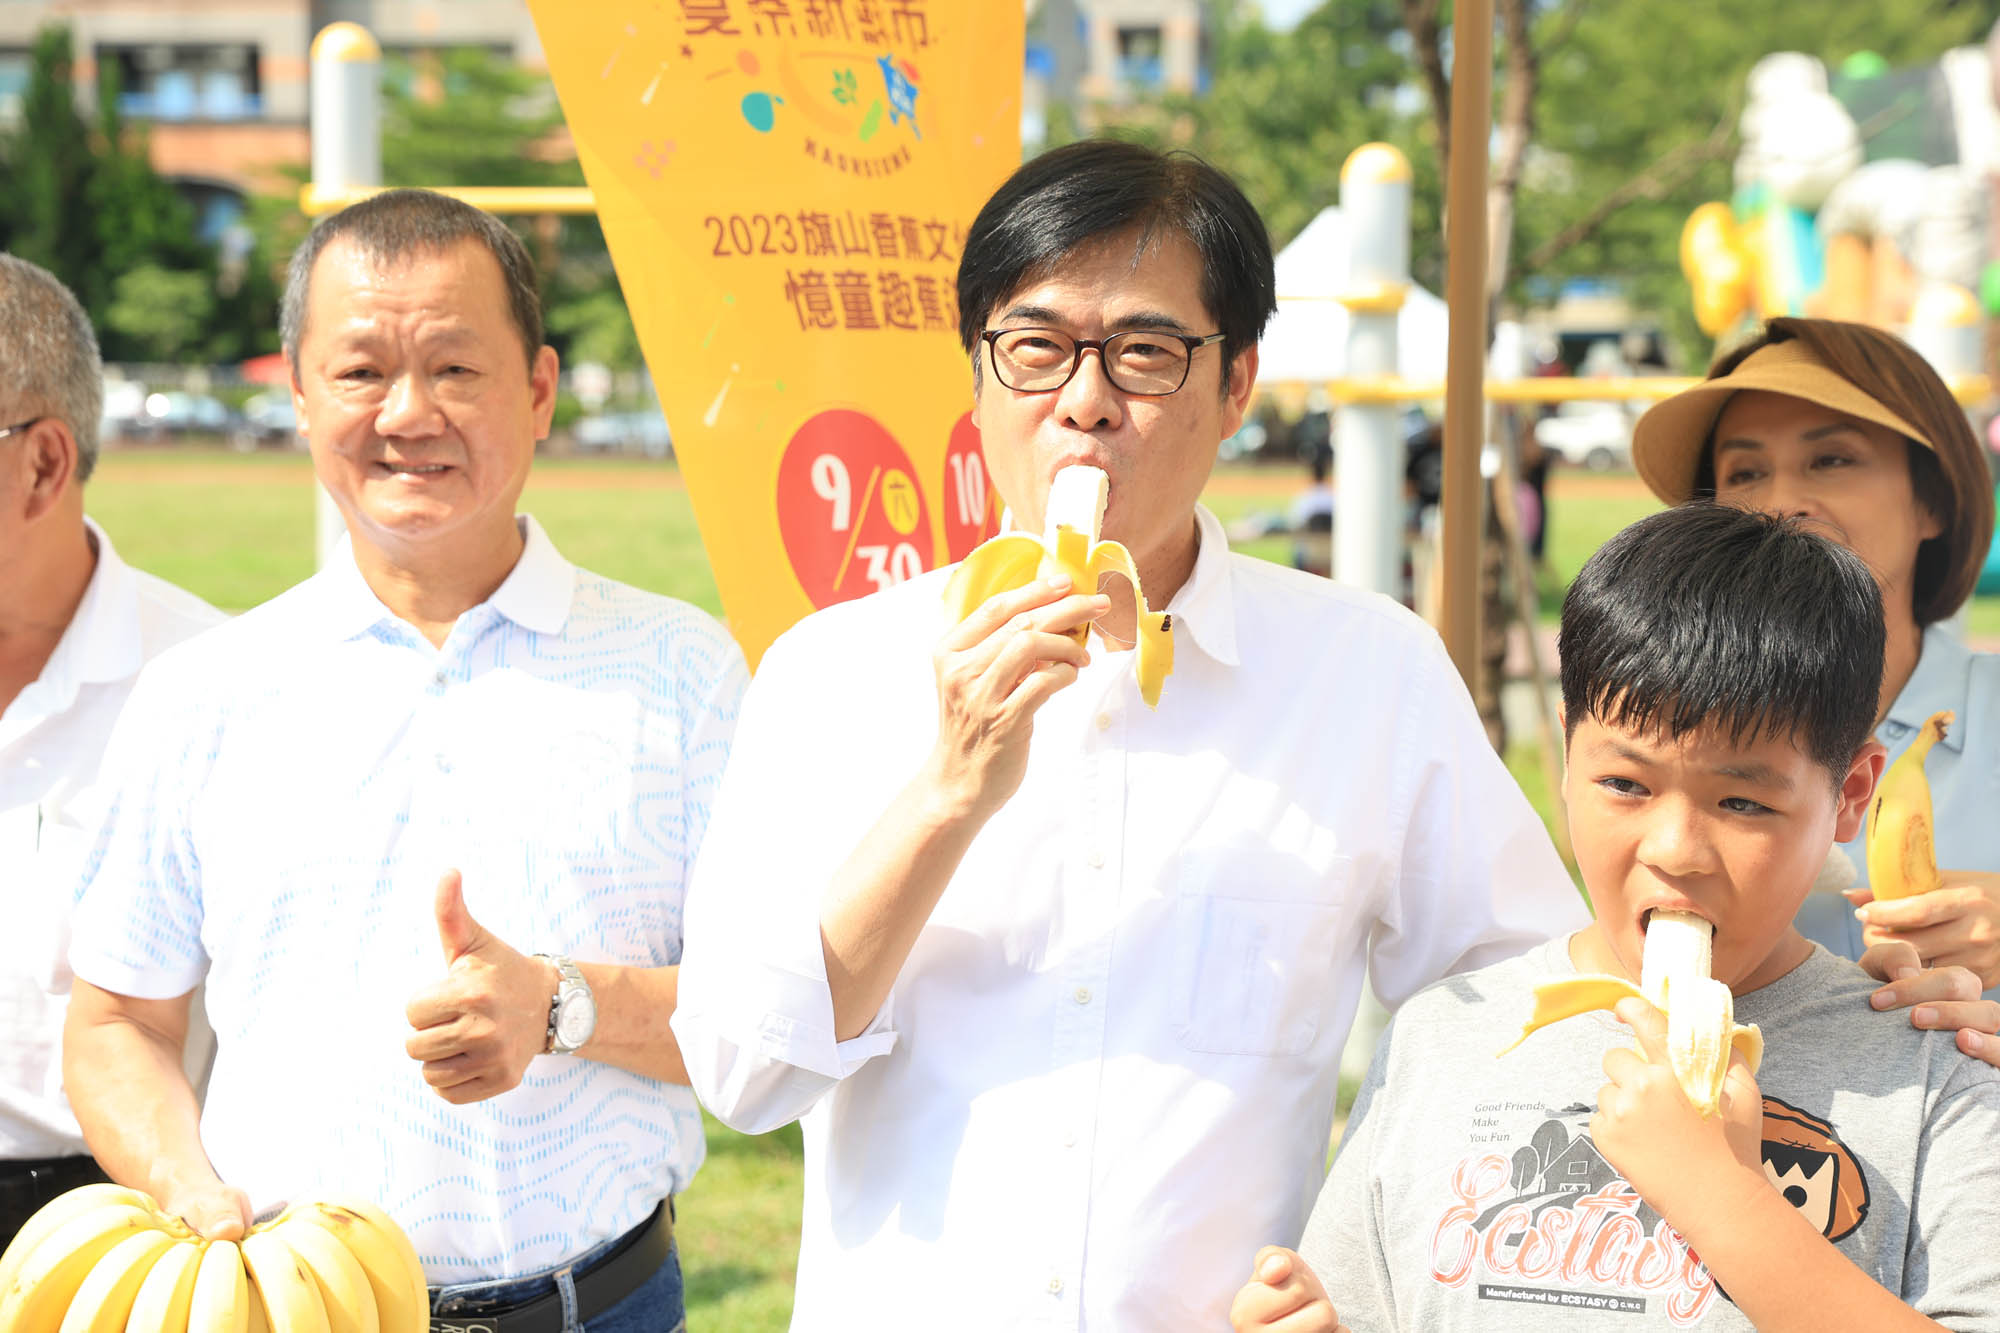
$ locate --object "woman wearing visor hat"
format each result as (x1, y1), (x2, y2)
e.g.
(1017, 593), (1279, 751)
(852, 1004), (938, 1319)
(1631, 317), (2000, 1020)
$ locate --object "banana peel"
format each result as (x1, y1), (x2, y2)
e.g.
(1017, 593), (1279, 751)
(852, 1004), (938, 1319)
(942, 465), (1175, 707)
(1498, 911), (1762, 1117)
(1866, 709), (1953, 900)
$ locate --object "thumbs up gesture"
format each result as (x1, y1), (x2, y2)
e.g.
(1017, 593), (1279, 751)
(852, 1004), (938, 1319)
(404, 869), (557, 1104)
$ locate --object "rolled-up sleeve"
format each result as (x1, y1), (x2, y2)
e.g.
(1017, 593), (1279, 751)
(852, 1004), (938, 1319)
(672, 623), (904, 1134)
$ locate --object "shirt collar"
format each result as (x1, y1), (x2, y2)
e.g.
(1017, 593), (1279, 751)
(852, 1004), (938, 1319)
(313, 515), (576, 643)
(1883, 623), (1973, 754)
(35, 518), (145, 705)
(1165, 504), (1240, 667)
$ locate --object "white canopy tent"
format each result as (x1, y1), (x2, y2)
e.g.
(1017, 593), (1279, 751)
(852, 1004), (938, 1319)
(1256, 205), (1451, 386)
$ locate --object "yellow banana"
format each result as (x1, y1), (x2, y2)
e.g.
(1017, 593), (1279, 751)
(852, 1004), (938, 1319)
(267, 1222), (377, 1333)
(0, 1202), (159, 1332)
(185, 1240), (249, 1333)
(238, 1232), (328, 1333)
(273, 1205), (424, 1333)
(54, 1227), (175, 1333)
(119, 1236), (203, 1333)
(942, 464), (1175, 708)
(1866, 709), (1953, 900)
(1500, 911), (1762, 1117)
(0, 1185), (175, 1302)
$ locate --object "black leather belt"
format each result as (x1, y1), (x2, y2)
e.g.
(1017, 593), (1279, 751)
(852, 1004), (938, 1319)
(0, 1156), (108, 1238)
(427, 1201), (673, 1333)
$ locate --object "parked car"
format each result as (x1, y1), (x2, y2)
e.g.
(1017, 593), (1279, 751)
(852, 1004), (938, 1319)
(1533, 400), (1635, 471)
(125, 391), (239, 441)
(232, 392), (299, 450)
(573, 410), (672, 458)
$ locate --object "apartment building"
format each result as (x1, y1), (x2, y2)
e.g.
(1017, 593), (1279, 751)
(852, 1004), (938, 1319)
(1024, 0), (1209, 148)
(0, 1), (543, 239)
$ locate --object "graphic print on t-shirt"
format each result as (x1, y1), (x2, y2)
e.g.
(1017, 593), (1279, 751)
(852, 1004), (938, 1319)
(1426, 1096), (1868, 1324)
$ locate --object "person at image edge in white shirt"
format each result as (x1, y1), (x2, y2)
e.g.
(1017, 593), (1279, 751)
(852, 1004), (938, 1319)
(0, 253), (223, 1243)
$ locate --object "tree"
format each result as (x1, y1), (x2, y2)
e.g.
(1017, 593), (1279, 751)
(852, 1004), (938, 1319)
(0, 24), (273, 363)
(381, 47), (642, 370)
(105, 264), (216, 362)
(1108, 1), (1446, 282)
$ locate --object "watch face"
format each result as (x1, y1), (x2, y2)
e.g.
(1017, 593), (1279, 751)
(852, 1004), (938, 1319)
(555, 990), (596, 1048)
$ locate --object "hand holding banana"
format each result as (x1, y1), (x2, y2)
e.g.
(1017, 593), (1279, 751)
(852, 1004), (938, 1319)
(1853, 710), (2000, 990)
(943, 465), (1175, 708)
(403, 869), (556, 1104)
(0, 1183), (428, 1333)
(1591, 995), (1766, 1218)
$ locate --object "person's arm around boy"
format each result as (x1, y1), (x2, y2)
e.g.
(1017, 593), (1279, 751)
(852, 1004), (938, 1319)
(1594, 998), (1953, 1333)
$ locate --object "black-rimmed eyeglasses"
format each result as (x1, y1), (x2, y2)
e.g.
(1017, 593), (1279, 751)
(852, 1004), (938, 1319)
(980, 328), (1226, 396)
(0, 418), (44, 441)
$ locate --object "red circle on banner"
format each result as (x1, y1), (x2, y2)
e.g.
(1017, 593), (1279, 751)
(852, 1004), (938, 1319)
(940, 412), (1001, 561)
(776, 409), (936, 607)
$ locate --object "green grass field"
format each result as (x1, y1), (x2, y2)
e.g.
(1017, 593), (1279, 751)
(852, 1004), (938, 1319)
(81, 447), (2000, 1328)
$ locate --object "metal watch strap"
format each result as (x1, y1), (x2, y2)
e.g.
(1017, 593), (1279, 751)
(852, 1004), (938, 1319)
(534, 954), (588, 1054)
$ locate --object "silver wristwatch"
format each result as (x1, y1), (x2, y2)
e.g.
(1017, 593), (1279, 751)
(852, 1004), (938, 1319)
(535, 954), (596, 1055)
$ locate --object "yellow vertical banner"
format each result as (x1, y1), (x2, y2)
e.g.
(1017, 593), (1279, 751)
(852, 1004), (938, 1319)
(529, 1), (1023, 664)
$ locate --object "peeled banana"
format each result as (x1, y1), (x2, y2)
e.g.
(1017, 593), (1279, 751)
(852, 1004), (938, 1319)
(1499, 910), (1763, 1117)
(1866, 709), (1953, 901)
(0, 1186), (426, 1333)
(941, 464), (1175, 707)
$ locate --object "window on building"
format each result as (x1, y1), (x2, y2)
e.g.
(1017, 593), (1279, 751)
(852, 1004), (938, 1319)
(100, 44), (262, 121)
(1116, 25), (1163, 89)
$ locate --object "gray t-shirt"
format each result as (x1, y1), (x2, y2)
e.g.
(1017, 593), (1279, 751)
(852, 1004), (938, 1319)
(1300, 938), (2000, 1329)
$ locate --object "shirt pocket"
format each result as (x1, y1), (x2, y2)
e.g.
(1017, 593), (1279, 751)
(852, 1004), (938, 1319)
(1172, 849), (1352, 1057)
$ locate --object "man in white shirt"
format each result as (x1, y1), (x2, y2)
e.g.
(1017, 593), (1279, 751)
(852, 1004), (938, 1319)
(671, 140), (1592, 1329)
(0, 254), (224, 1244)
(64, 191), (745, 1333)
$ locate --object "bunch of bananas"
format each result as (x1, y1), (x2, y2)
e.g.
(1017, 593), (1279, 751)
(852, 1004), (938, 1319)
(943, 465), (1175, 708)
(0, 1184), (428, 1333)
(1499, 910), (1764, 1117)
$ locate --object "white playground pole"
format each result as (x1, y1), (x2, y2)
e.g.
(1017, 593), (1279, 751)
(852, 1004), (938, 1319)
(307, 22), (382, 569)
(1333, 144), (1413, 599)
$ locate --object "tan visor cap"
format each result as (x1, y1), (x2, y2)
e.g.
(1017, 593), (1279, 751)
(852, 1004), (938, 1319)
(1631, 339), (1935, 504)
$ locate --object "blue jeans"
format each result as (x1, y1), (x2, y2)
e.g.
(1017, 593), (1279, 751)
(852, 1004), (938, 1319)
(432, 1237), (685, 1333)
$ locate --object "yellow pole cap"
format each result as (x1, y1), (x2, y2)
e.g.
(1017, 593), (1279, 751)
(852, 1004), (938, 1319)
(311, 21), (381, 64)
(1341, 143), (1413, 186)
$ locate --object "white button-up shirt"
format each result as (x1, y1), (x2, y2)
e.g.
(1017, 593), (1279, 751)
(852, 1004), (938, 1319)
(674, 506), (1589, 1330)
(1, 519), (222, 1159)
(70, 518), (747, 1281)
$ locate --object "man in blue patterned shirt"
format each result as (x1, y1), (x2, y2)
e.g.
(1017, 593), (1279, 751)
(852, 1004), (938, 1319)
(63, 189), (744, 1333)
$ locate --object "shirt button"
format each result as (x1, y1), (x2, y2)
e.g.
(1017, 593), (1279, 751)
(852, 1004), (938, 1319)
(1062, 1129), (1078, 1147)
(1073, 986), (1092, 1006)
(1094, 712), (1112, 731)
(1084, 850), (1104, 869)
(435, 753), (452, 773)
(433, 671), (448, 687)
(1047, 1277), (1063, 1295)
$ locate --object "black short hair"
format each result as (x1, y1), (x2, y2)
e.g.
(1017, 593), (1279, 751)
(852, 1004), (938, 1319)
(956, 139), (1275, 392)
(1559, 504), (1884, 781)
(282, 188), (543, 368)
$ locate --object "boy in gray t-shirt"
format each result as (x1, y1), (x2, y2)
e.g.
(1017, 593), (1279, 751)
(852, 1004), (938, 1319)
(1232, 506), (2000, 1331)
